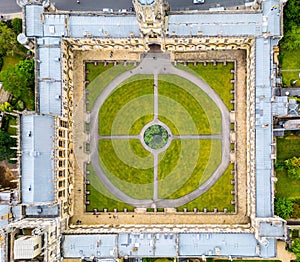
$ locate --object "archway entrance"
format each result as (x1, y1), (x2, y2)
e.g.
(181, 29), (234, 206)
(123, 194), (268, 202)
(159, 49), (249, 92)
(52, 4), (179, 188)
(148, 43), (162, 53)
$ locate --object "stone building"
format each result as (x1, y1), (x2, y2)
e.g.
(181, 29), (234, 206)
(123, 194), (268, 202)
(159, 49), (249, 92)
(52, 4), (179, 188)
(0, 0), (289, 260)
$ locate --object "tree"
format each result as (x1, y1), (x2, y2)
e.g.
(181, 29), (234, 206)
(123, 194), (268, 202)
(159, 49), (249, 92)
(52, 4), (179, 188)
(292, 238), (300, 260)
(0, 130), (16, 162)
(0, 59), (34, 100)
(274, 197), (294, 220)
(283, 0), (300, 32)
(285, 157), (300, 179)
(16, 59), (35, 85)
(280, 26), (300, 51)
(11, 18), (22, 35)
(0, 22), (24, 57)
(0, 102), (12, 112)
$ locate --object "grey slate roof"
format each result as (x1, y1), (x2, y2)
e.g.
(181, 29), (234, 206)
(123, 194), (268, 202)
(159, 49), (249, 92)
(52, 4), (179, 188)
(62, 233), (276, 259)
(25, 5), (43, 37)
(118, 233), (176, 257)
(179, 233), (275, 258)
(259, 221), (286, 238)
(255, 38), (274, 218)
(0, 205), (9, 228)
(38, 47), (61, 80)
(21, 115), (55, 204)
(39, 81), (62, 115)
(68, 15), (139, 38)
(38, 46), (62, 115)
(168, 13), (262, 37)
(63, 234), (117, 258)
(272, 96), (288, 116)
(25, 204), (59, 217)
(43, 14), (68, 37)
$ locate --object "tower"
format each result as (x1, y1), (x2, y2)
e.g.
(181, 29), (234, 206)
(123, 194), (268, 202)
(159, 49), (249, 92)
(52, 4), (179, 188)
(132, 0), (169, 40)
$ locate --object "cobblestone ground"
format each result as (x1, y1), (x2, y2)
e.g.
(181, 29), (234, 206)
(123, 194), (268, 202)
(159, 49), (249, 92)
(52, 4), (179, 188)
(70, 48), (250, 228)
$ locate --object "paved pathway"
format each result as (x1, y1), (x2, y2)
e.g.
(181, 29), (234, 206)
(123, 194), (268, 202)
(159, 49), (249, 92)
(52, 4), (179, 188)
(153, 73), (159, 121)
(90, 53), (230, 208)
(173, 134), (222, 139)
(99, 135), (139, 139)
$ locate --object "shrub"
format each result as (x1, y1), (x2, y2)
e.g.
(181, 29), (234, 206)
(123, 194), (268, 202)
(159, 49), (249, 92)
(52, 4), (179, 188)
(274, 197), (294, 219)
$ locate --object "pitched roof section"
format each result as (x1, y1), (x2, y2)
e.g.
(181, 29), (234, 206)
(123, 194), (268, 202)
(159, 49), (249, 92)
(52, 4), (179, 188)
(255, 38), (273, 218)
(21, 115), (55, 204)
(37, 45), (62, 115)
(25, 5), (43, 37)
(168, 13), (262, 36)
(68, 15), (139, 37)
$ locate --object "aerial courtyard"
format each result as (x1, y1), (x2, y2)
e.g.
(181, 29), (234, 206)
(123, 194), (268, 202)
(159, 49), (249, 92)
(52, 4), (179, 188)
(69, 44), (250, 226)
(0, 0), (288, 260)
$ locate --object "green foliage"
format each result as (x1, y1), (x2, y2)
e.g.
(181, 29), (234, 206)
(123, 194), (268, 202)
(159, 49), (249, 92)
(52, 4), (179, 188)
(11, 18), (22, 35)
(285, 157), (300, 179)
(0, 130), (16, 162)
(16, 59), (35, 84)
(275, 160), (285, 171)
(144, 125), (168, 150)
(0, 59), (34, 109)
(280, 0), (300, 52)
(0, 102), (12, 112)
(15, 100), (25, 111)
(274, 197), (294, 219)
(292, 238), (300, 260)
(275, 156), (300, 179)
(0, 56), (3, 71)
(292, 202), (300, 219)
(281, 26), (300, 51)
(0, 21), (24, 57)
(283, 0), (300, 32)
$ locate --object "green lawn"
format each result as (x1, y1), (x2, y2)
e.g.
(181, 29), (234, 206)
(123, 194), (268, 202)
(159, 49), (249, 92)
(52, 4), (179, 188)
(177, 163), (234, 212)
(276, 134), (300, 199)
(160, 139), (222, 199)
(129, 114), (154, 136)
(129, 137), (152, 158)
(86, 164), (135, 212)
(86, 62), (114, 82)
(92, 73), (228, 207)
(98, 139), (153, 199)
(7, 117), (17, 135)
(280, 48), (300, 87)
(86, 64), (135, 111)
(2, 54), (23, 71)
(99, 78), (154, 135)
(277, 134), (300, 160)
(176, 62), (234, 111)
(158, 75), (222, 134)
(158, 139), (181, 181)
